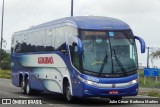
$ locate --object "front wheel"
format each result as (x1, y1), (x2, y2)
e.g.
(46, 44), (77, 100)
(64, 81), (73, 102)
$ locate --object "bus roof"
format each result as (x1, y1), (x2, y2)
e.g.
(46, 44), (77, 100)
(35, 16), (130, 30)
(14, 16), (131, 34)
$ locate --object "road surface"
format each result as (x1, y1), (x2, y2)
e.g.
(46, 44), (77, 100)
(0, 78), (159, 107)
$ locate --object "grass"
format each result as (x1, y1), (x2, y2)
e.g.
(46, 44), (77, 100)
(0, 70), (11, 79)
(148, 90), (160, 97)
(138, 69), (160, 97)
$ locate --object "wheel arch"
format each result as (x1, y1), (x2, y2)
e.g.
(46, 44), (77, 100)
(19, 73), (23, 87)
(63, 76), (73, 96)
(19, 72), (29, 87)
(24, 72), (29, 81)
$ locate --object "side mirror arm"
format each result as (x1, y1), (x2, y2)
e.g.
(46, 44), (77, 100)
(73, 37), (83, 55)
(134, 36), (145, 53)
(77, 37), (83, 55)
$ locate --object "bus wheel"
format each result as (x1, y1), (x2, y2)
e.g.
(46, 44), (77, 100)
(64, 81), (73, 102)
(26, 78), (32, 95)
(21, 79), (26, 94)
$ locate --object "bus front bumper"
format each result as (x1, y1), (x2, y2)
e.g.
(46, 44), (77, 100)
(78, 82), (138, 97)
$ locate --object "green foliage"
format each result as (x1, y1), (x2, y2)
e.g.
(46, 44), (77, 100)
(0, 70), (11, 79)
(0, 49), (11, 70)
(150, 49), (160, 59)
(148, 90), (160, 98)
(1, 61), (11, 70)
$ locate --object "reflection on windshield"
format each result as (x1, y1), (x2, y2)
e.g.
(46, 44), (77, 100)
(82, 32), (111, 73)
(112, 48), (127, 75)
(81, 31), (138, 75)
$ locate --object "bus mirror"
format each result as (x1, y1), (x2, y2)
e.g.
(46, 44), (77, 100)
(77, 37), (83, 55)
(73, 37), (83, 54)
(74, 46), (78, 52)
(134, 36), (145, 53)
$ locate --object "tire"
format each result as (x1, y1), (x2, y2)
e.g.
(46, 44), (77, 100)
(21, 77), (32, 95)
(64, 81), (73, 102)
(25, 78), (33, 95)
(21, 78), (26, 94)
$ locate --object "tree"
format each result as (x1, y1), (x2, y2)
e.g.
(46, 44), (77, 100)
(0, 49), (11, 70)
(149, 49), (160, 60)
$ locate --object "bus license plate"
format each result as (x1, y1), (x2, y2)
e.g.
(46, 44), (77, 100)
(109, 90), (119, 94)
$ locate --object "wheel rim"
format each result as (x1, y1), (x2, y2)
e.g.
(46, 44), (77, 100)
(21, 81), (25, 92)
(26, 82), (30, 94)
(66, 86), (72, 101)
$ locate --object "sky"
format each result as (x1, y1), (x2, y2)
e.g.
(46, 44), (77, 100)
(0, 0), (160, 67)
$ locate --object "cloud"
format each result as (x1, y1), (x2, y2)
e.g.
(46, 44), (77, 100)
(0, 0), (160, 66)
(0, 0), (160, 67)
(73, 0), (160, 17)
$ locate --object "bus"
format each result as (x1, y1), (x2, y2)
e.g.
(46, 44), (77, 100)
(11, 16), (145, 101)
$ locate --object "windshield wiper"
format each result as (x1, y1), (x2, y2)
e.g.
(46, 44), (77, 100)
(112, 49), (127, 76)
(124, 32), (134, 45)
(98, 53), (108, 76)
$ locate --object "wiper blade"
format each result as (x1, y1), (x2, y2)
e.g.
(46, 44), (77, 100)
(124, 32), (134, 45)
(113, 49), (127, 75)
(98, 54), (108, 76)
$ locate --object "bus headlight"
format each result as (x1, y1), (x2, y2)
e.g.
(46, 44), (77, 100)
(130, 79), (138, 85)
(86, 80), (97, 85)
(78, 76), (97, 86)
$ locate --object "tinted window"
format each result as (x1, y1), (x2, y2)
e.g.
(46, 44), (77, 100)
(55, 27), (66, 51)
(45, 29), (55, 51)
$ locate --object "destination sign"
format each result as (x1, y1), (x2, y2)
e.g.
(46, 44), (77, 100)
(84, 31), (106, 36)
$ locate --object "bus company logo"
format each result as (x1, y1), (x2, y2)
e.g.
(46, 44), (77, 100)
(112, 84), (116, 88)
(38, 57), (54, 64)
(2, 99), (11, 104)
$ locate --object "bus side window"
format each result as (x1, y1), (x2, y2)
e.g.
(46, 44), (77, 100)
(67, 26), (80, 69)
(36, 31), (45, 52)
(55, 27), (66, 52)
(69, 39), (80, 70)
(45, 29), (55, 51)
(11, 36), (15, 53)
(72, 44), (80, 69)
(14, 35), (22, 53)
(28, 32), (36, 52)
(21, 34), (28, 53)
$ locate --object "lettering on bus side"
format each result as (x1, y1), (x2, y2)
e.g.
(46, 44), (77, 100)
(38, 57), (54, 64)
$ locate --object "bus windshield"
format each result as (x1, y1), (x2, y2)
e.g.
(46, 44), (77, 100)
(80, 30), (138, 76)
